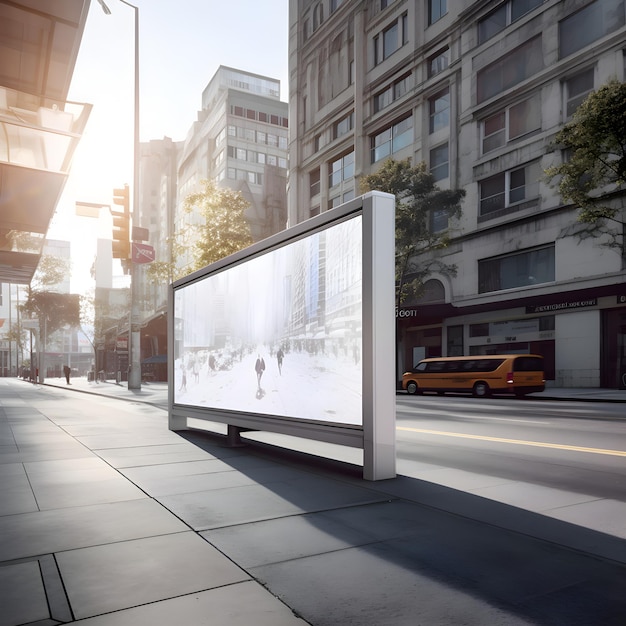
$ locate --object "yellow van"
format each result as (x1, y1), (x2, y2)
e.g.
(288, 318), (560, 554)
(402, 354), (545, 397)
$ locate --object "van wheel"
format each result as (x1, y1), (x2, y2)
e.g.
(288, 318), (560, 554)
(406, 381), (419, 395)
(473, 382), (490, 397)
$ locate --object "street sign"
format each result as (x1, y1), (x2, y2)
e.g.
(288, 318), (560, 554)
(132, 242), (155, 264)
(132, 226), (150, 241)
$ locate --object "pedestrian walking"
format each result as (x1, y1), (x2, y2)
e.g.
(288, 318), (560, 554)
(276, 347), (284, 375)
(63, 365), (71, 385)
(255, 354), (266, 389)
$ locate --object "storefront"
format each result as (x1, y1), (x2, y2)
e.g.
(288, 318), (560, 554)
(397, 286), (626, 389)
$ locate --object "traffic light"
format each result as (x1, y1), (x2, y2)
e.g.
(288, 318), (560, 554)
(111, 185), (130, 260)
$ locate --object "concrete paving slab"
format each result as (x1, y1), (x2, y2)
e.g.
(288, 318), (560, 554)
(0, 498), (185, 562)
(73, 581), (309, 626)
(56, 531), (251, 620)
(0, 560), (50, 626)
(0, 469), (38, 516)
(471, 480), (603, 512)
(547, 498), (626, 538)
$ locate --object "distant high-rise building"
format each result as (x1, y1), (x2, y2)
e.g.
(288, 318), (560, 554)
(177, 66), (289, 258)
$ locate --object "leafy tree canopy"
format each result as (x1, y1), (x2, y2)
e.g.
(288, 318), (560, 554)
(21, 254), (79, 337)
(545, 80), (626, 224)
(360, 158), (465, 305)
(146, 179), (253, 283)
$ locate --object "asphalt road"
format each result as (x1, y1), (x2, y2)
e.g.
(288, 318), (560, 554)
(396, 395), (626, 501)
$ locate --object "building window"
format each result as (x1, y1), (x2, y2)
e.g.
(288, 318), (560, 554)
(430, 142), (449, 181)
(479, 160), (541, 218)
(333, 112), (354, 139)
(478, 245), (555, 293)
(313, 3), (324, 30)
(257, 131), (266, 144)
(431, 206), (451, 232)
(381, 0), (396, 9)
(279, 157), (288, 169)
(428, 48), (449, 77)
(328, 151), (355, 188)
(227, 125), (236, 137)
(477, 36), (542, 103)
(330, 0), (343, 13)
(429, 0), (447, 25)
(481, 93), (541, 153)
(309, 167), (320, 198)
(371, 116), (413, 163)
(429, 88), (450, 133)
(373, 74), (411, 113)
(478, 0), (544, 45)
(216, 127), (226, 145)
(559, 0), (625, 59)
(564, 68), (595, 118)
(374, 13), (408, 64)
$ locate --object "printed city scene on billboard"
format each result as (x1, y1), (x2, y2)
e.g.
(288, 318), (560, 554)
(173, 215), (363, 426)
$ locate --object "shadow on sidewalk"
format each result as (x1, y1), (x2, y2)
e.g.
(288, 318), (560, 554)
(168, 428), (626, 625)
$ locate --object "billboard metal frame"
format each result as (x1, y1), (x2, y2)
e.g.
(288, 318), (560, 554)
(168, 192), (395, 480)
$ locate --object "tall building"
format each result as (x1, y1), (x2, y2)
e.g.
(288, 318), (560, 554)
(177, 66), (289, 259)
(134, 68), (289, 379)
(288, 0), (626, 388)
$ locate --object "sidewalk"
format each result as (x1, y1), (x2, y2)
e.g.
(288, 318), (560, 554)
(1, 376), (626, 625)
(43, 374), (626, 405)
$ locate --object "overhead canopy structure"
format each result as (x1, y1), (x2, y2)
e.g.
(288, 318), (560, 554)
(0, 0), (92, 284)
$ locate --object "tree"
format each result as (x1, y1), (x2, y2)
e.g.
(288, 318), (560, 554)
(545, 80), (626, 256)
(20, 255), (80, 382)
(146, 180), (253, 284)
(360, 159), (465, 307)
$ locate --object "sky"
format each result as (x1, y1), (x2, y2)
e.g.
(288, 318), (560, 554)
(49, 0), (289, 293)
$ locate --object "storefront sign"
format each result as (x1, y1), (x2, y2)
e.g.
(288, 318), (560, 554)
(526, 298), (596, 314)
(116, 336), (128, 351)
(618, 295), (626, 304)
(396, 308), (419, 318)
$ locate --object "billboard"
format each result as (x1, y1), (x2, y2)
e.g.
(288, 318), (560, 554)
(169, 192), (395, 480)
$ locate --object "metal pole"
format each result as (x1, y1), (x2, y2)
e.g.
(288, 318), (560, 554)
(125, 0), (141, 390)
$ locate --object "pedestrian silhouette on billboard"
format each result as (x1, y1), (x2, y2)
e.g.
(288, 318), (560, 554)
(255, 354), (266, 398)
(276, 347), (284, 375)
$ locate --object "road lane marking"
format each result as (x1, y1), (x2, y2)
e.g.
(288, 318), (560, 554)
(397, 427), (626, 457)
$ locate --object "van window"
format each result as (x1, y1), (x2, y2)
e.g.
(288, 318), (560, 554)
(425, 361), (446, 372)
(513, 356), (543, 371)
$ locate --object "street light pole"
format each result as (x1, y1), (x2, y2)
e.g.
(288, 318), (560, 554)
(98, 0), (141, 390)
